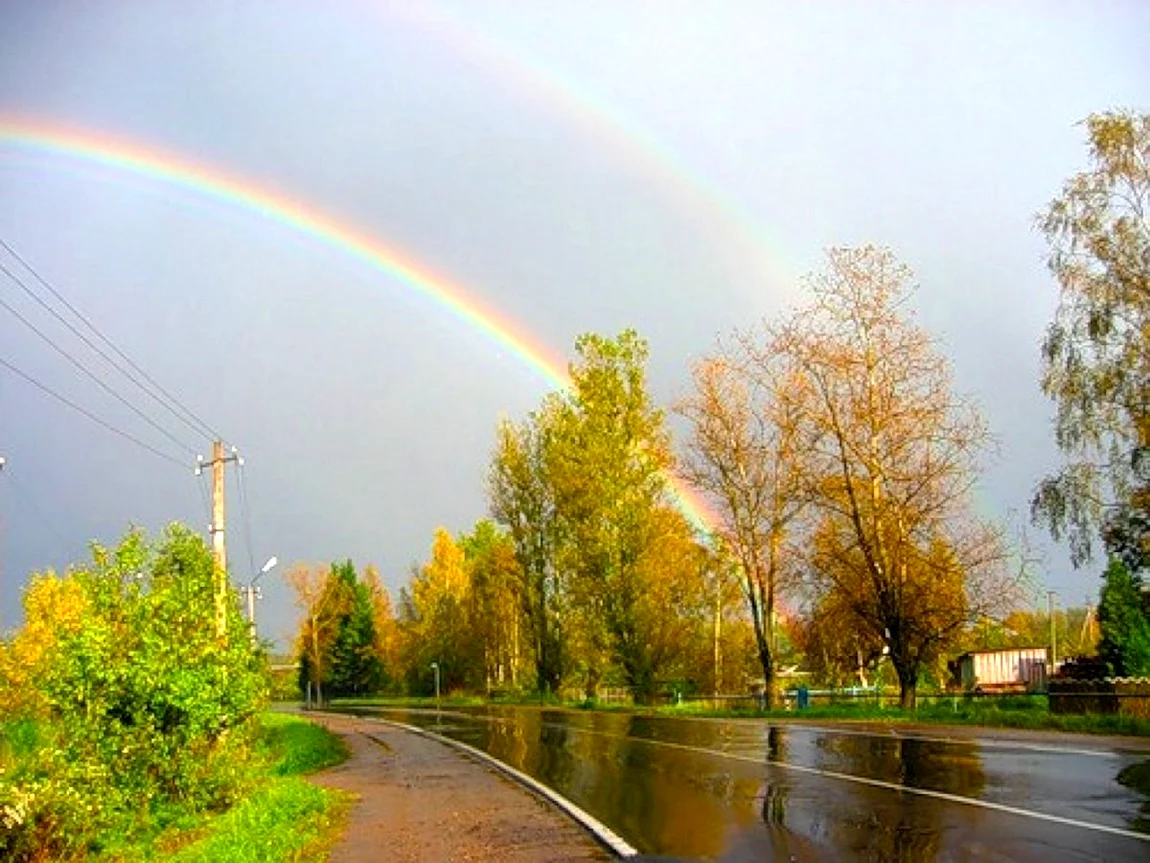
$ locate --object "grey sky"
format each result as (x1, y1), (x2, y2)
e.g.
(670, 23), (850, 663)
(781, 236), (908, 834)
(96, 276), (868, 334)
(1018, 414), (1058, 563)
(0, 2), (1146, 647)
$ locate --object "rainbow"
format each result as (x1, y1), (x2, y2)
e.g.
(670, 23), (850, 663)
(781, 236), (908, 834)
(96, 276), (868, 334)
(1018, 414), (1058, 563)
(0, 116), (719, 534)
(398, 4), (796, 294)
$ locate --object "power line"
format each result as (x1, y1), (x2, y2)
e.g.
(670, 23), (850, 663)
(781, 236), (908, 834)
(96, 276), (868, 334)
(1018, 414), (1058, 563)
(0, 256), (213, 444)
(0, 236), (224, 442)
(0, 465), (71, 551)
(236, 457), (257, 578)
(196, 471), (213, 531)
(0, 354), (186, 467)
(0, 275), (198, 457)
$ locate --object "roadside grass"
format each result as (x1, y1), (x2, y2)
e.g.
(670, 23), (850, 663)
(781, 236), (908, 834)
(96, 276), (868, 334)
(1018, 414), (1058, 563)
(93, 712), (351, 862)
(331, 693), (1150, 736)
(660, 696), (1150, 736)
(334, 694), (489, 710)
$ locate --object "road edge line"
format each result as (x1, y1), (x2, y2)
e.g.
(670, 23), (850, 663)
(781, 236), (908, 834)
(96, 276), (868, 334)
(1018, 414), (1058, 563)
(365, 717), (639, 859)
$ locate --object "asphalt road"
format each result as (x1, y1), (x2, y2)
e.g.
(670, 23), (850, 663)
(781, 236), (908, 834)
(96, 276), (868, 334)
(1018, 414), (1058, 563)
(338, 705), (1150, 861)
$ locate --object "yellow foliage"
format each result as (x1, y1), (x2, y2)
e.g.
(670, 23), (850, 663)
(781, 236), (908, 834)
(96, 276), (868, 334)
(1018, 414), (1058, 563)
(1, 573), (88, 709)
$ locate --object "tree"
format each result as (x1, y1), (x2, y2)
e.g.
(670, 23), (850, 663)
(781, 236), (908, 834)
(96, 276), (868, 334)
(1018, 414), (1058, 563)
(783, 246), (1018, 708)
(1032, 110), (1150, 568)
(326, 561), (384, 697)
(1097, 558), (1150, 677)
(459, 520), (525, 692)
(399, 528), (479, 692)
(547, 330), (676, 701)
(286, 562), (349, 705)
(489, 404), (567, 694)
(678, 338), (812, 707)
(363, 565), (401, 689)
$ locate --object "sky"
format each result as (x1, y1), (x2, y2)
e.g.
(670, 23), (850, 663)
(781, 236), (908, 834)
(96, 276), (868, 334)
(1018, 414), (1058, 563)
(0, 1), (1147, 648)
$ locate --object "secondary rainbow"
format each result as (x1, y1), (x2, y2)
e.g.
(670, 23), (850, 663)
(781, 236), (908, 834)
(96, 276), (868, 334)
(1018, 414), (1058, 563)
(0, 116), (719, 533)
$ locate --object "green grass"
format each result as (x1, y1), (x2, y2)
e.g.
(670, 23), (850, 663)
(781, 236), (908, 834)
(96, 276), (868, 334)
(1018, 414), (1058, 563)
(335, 694), (488, 709)
(93, 712), (352, 862)
(259, 712), (350, 776)
(167, 778), (350, 863)
(338, 692), (1150, 736)
(654, 695), (1150, 736)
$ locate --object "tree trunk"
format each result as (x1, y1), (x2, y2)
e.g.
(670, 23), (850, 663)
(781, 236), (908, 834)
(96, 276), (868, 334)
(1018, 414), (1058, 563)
(895, 659), (918, 710)
(755, 626), (776, 710)
(713, 595), (722, 697)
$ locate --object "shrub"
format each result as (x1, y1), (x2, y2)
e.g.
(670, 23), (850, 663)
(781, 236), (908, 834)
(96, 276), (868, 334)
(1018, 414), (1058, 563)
(0, 524), (271, 860)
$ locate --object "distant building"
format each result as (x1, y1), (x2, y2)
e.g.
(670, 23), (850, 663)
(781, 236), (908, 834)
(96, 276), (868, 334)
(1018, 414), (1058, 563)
(953, 647), (1049, 693)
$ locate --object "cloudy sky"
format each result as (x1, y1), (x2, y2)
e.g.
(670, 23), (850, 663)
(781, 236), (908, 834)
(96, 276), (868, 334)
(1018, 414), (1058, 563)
(0, 2), (1146, 646)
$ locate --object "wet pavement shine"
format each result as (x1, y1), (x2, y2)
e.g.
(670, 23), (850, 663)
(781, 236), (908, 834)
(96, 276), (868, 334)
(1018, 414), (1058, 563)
(335, 704), (1150, 861)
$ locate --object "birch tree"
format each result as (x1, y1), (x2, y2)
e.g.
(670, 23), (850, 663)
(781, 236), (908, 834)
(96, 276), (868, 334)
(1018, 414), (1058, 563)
(678, 340), (812, 707)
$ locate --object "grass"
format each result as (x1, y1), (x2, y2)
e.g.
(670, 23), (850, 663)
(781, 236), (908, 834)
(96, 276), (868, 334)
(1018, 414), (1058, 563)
(96, 712), (352, 862)
(332, 692), (1150, 736)
(657, 695), (1150, 736)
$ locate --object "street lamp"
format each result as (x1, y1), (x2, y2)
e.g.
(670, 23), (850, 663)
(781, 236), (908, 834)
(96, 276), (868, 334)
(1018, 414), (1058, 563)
(245, 556), (278, 645)
(430, 661), (441, 715)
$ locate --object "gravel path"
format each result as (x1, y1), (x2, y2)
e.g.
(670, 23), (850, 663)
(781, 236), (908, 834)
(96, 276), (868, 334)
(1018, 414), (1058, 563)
(309, 713), (611, 862)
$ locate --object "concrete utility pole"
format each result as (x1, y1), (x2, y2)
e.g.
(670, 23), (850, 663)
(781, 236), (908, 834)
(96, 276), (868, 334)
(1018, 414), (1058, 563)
(1047, 590), (1058, 671)
(196, 441), (238, 638)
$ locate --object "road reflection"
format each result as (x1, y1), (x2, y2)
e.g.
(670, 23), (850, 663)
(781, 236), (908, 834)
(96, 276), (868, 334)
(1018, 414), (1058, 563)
(339, 705), (1150, 860)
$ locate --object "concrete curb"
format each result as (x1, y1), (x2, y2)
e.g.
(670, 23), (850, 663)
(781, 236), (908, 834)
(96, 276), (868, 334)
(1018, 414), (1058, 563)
(361, 716), (639, 858)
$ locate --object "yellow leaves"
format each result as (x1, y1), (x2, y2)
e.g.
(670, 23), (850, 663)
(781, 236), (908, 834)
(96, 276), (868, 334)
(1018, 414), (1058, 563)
(0, 573), (88, 697)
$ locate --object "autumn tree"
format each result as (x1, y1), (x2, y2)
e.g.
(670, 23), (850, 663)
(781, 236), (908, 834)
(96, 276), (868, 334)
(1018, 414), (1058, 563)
(678, 338), (812, 706)
(1032, 109), (1150, 569)
(399, 528), (479, 692)
(489, 403), (567, 693)
(287, 561), (349, 705)
(460, 519), (526, 692)
(784, 246), (1018, 708)
(363, 565), (401, 689)
(547, 330), (677, 701)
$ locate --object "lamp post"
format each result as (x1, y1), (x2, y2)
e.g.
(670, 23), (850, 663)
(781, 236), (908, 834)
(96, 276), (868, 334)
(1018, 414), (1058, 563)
(430, 661), (440, 716)
(245, 556), (278, 646)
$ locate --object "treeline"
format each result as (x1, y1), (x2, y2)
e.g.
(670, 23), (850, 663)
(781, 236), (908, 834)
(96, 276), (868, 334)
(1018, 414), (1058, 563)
(294, 247), (1017, 709)
(291, 108), (1149, 706)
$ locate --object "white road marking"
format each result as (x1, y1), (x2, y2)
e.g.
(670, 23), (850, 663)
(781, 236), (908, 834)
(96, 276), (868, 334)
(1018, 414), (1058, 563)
(537, 724), (1150, 844)
(777, 722), (1123, 759)
(351, 706), (1150, 843)
(363, 716), (639, 858)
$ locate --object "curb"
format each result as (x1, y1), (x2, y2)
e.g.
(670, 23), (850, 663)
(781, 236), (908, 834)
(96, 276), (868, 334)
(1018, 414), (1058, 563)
(361, 716), (639, 858)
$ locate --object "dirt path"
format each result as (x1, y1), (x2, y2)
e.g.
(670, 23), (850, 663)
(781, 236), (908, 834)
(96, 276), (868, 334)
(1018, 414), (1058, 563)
(309, 713), (611, 862)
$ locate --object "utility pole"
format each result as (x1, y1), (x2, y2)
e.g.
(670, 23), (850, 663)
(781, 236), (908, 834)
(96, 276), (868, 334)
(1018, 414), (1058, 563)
(196, 441), (239, 638)
(1047, 590), (1058, 671)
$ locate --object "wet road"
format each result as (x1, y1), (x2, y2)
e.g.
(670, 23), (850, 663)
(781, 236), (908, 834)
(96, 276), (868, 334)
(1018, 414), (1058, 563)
(337, 705), (1150, 861)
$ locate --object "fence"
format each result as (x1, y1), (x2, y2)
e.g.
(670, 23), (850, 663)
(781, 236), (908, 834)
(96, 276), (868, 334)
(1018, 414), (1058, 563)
(1048, 679), (1150, 718)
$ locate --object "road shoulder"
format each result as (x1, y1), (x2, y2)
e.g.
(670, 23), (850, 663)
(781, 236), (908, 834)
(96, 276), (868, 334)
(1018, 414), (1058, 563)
(307, 712), (611, 863)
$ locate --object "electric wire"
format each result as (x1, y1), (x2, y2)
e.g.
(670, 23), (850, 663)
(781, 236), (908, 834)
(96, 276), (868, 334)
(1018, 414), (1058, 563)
(0, 256), (213, 444)
(1, 466), (71, 552)
(236, 457), (257, 578)
(196, 471), (213, 531)
(0, 354), (186, 467)
(0, 275), (198, 457)
(0, 236), (223, 441)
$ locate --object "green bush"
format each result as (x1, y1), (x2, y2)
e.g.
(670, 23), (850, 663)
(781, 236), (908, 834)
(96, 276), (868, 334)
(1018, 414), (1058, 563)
(0, 525), (271, 861)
